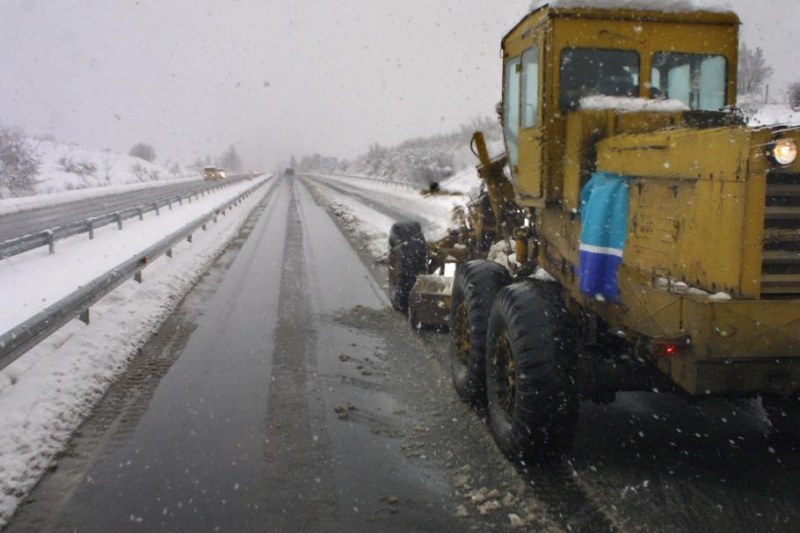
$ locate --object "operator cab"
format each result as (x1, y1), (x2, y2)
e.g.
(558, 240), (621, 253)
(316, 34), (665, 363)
(500, 5), (739, 204)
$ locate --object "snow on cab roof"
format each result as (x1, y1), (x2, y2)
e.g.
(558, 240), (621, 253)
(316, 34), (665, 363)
(532, 0), (733, 13)
(579, 96), (690, 113)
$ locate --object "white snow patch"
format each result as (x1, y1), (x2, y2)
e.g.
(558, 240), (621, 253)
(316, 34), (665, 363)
(748, 103), (800, 128)
(708, 291), (732, 301)
(531, 267), (557, 283)
(653, 277), (735, 301)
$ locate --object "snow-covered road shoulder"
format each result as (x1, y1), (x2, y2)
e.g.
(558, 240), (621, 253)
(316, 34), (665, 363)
(303, 168), (481, 261)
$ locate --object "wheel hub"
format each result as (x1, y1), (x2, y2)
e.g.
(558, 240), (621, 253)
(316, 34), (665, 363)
(494, 333), (516, 416)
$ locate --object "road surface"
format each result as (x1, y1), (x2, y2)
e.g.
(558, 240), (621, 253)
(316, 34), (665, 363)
(0, 176), (250, 243)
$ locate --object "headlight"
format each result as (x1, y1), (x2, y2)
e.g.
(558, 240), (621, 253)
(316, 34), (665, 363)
(771, 138), (798, 166)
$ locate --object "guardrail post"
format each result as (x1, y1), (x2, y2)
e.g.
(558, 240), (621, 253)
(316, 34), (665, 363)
(166, 248), (173, 258)
(79, 308), (90, 325)
(87, 220), (94, 240)
(154, 203), (160, 216)
(135, 256), (147, 283)
(187, 233), (193, 243)
(45, 230), (55, 254)
(139, 207), (144, 221)
(167, 200), (172, 210)
(115, 213), (123, 230)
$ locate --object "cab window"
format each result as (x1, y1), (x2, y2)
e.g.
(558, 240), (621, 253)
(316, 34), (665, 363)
(651, 52), (726, 110)
(521, 46), (539, 129)
(559, 48), (640, 109)
(503, 58), (521, 172)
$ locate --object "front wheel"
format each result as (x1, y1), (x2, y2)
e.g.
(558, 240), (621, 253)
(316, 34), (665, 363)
(449, 260), (512, 407)
(388, 222), (427, 313)
(485, 280), (579, 463)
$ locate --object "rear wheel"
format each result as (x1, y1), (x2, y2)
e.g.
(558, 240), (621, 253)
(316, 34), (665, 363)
(388, 222), (427, 313)
(449, 260), (512, 406)
(485, 280), (579, 463)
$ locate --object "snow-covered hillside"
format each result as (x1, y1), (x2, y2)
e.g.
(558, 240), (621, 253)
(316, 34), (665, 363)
(307, 117), (503, 187)
(0, 134), (192, 199)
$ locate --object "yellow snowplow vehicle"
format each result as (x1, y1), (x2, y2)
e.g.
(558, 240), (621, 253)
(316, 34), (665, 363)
(388, 3), (800, 463)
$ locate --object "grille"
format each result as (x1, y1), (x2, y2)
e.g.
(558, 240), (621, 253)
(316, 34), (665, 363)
(761, 171), (800, 295)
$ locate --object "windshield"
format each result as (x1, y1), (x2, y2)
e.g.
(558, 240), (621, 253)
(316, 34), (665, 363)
(651, 52), (727, 110)
(560, 48), (640, 109)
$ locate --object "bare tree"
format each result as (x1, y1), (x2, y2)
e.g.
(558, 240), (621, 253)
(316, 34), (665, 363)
(738, 43), (773, 97)
(220, 145), (242, 172)
(0, 127), (39, 197)
(129, 142), (156, 162)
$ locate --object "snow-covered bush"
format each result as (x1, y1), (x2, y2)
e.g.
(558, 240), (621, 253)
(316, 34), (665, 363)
(129, 142), (156, 162)
(131, 162), (161, 181)
(0, 127), (39, 198)
(58, 156), (97, 177)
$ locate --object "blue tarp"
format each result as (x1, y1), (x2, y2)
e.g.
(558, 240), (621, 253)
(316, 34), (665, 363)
(578, 172), (630, 302)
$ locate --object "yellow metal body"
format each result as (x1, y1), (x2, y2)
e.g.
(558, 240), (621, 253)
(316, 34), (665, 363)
(497, 5), (800, 396)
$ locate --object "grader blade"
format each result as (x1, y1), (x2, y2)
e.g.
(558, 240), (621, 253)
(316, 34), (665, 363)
(408, 275), (453, 330)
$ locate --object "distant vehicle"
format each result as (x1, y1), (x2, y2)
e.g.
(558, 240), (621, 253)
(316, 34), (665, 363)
(284, 168), (295, 176)
(203, 166), (226, 181)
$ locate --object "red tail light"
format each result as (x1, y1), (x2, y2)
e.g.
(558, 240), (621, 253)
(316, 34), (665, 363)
(649, 336), (691, 359)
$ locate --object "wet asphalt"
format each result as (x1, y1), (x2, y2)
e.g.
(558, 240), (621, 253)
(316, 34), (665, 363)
(8, 175), (800, 532)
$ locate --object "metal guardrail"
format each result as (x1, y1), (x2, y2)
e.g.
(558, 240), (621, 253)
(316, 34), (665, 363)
(0, 178), (269, 371)
(305, 172), (417, 190)
(0, 174), (258, 261)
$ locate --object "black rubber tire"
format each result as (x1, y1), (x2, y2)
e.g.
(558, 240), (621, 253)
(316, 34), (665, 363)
(485, 280), (579, 464)
(763, 394), (800, 439)
(388, 221), (427, 313)
(449, 260), (512, 407)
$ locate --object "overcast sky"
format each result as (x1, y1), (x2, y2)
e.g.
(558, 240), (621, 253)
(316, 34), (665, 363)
(1, 0), (797, 170)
